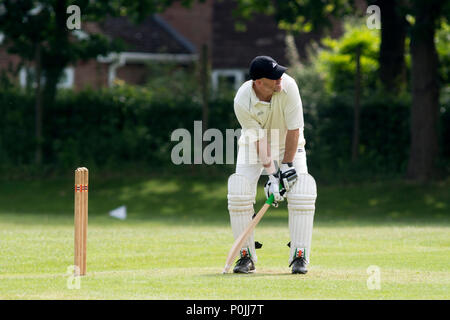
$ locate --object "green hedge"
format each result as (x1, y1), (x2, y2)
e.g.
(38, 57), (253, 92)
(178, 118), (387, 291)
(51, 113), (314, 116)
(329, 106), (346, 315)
(1, 87), (197, 168)
(0, 89), (35, 165)
(306, 93), (412, 181)
(0, 87), (447, 178)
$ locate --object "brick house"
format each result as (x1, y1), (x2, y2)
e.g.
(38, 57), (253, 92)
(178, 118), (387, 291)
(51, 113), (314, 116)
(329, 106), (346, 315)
(0, 0), (342, 91)
(0, 13), (198, 91)
(162, 0), (342, 91)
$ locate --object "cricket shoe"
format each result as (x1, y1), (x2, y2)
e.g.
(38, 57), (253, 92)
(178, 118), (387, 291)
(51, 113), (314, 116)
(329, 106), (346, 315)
(289, 248), (308, 274)
(233, 248), (255, 274)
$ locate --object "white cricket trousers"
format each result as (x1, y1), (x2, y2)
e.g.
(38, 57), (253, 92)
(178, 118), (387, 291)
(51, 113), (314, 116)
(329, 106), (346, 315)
(235, 147), (308, 193)
(232, 146), (313, 265)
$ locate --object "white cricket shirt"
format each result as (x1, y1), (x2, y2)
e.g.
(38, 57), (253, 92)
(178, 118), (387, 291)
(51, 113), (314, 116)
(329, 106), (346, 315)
(233, 73), (306, 153)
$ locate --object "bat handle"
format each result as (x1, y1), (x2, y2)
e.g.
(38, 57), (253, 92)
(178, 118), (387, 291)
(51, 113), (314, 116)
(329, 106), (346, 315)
(265, 194), (275, 205)
(264, 183), (283, 205)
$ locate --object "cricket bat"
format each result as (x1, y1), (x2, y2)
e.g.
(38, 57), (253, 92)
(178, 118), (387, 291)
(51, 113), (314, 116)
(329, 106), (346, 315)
(222, 194), (275, 274)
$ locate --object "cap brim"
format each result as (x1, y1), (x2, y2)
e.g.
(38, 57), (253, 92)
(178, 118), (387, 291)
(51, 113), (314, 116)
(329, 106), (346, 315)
(267, 65), (287, 80)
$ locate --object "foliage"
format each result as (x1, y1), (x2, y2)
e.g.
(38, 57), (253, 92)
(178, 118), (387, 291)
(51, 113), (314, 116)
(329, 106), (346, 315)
(0, 85), (236, 170)
(232, 0), (449, 181)
(0, 88), (35, 165)
(0, 0), (126, 84)
(436, 21), (450, 87)
(306, 92), (412, 183)
(0, 0), (202, 75)
(289, 20), (416, 182)
(437, 22), (450, 164)
(316, 21), (380, 94)
(0, 0), (204, 164)
(233, 0), (354, 33)
(144, 62), (201, 103)
(0, 82), (423, 181)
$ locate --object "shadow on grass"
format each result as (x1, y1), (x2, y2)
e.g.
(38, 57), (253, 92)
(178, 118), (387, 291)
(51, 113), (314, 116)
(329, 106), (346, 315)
(203, 272), (295, 278)
(0, 172), (449, 227)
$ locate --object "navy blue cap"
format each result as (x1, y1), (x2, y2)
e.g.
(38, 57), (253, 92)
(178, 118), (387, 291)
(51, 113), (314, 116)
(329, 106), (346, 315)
(249, 56), (287, 80)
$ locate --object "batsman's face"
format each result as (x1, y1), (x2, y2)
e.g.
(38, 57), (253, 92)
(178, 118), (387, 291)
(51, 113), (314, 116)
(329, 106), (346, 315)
(260, 77), (282, 93)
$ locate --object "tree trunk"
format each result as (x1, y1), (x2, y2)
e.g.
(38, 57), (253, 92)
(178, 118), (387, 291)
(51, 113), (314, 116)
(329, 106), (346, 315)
(352, 46), (361, 162)
(374, 0), (408, 93)
(42, 0), (68, 109)
(201, 44), (209, 134)
(42, 66), (63, 106)
(406, 3), (440, 182)
(34, 43), (43, 165)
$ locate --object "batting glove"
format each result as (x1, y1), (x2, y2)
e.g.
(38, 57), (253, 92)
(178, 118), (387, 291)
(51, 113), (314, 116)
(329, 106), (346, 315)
(279, 162), (298, 192)
(264, 173), (285, 207)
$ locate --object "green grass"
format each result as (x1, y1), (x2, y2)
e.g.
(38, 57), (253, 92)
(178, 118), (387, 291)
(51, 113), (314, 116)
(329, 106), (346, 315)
(0, 171), (449, 299)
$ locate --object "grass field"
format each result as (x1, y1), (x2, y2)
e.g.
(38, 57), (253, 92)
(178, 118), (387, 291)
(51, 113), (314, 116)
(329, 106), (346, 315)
(0, 170), (449, 299)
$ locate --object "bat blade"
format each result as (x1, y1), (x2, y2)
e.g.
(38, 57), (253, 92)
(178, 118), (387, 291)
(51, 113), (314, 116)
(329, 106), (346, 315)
(222, 202), (271, 274)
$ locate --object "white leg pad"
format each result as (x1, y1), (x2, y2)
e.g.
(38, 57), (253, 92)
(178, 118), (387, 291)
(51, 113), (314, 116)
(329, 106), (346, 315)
(287, 173), (317, 265)
(227, 173), (257, 262)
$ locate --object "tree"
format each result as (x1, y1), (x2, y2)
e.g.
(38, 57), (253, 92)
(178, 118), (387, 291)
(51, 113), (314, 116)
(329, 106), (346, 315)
(0, 0), (199, 164)
(233, 0), (353, 34)
(406, 0), (448, 181)
(370, 0), (449, 181)
(371, 0), (408, 94)
(319, 24), (379, 161)
(233, 0), (449, 181)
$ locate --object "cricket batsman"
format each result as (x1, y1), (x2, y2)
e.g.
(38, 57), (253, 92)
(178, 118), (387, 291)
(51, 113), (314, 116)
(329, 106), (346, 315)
(227, 56), (317, 274)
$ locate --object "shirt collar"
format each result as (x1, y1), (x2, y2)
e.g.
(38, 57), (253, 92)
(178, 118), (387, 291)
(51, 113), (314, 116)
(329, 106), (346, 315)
(249, 75), (287, 107)
(250, 84), (263, 107)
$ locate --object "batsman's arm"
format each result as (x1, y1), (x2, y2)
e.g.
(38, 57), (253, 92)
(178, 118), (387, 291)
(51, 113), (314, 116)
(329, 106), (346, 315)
(282, 128), (299, 164)
(256, 132), (277, 174)
(234, 102), (277, 172)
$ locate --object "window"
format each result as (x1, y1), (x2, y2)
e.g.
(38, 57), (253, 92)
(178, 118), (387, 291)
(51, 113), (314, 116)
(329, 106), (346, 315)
(19, 66), (75, 89)
(211, 69), (246, 93)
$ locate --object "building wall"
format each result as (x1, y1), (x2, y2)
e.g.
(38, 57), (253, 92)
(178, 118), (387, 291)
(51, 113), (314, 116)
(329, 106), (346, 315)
(164, 0), (344, 70)
(0, 0), (347, 91)
(160, 0), (213, 54)
(0, 47), (22, 85)
(116, 63), (150, 86)
(212, 0), (288, 69)
(74, 59), (109, 91)
(0, 42), (110, 91)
